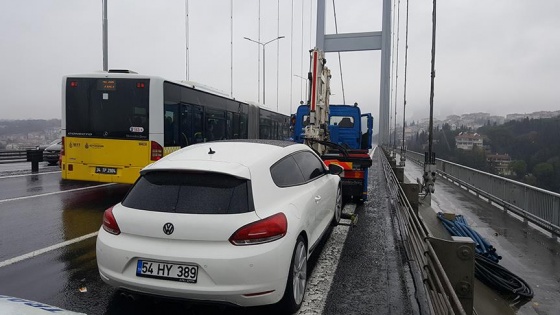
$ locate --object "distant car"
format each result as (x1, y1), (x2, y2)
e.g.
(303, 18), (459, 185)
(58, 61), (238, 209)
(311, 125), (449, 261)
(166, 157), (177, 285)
(42, 140), (62, 165)
(36, 138), (60, 151)
(96, 139), (343, 312)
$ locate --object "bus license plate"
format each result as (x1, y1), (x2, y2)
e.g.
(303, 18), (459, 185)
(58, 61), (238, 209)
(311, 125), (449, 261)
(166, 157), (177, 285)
(95, 167), (117, 174)
(136, 259), (198, 283)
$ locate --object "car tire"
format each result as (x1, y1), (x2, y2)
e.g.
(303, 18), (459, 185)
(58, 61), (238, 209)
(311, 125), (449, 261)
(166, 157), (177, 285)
(331, 185), (342, 226)
(279, 235), (307, 314)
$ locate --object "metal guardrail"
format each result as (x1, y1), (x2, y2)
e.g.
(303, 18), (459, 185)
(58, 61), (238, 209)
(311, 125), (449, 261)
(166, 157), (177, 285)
(0, 150), (28, 162)
(380, 150), (467, 315)
(406, 150), (560, 237)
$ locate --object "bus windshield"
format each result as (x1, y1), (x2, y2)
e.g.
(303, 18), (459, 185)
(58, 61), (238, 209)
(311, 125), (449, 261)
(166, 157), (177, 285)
(65, 78), (150, 140)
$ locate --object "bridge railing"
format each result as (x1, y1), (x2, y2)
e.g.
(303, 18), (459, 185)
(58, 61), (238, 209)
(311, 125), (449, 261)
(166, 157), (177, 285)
(0, 150), (28, 163)
(380, 150), (467, 315)
(406, 150), (560, 237)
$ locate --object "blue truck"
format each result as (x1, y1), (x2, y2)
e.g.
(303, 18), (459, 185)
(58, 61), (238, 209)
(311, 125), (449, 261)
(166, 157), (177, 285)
(292, 104), (374, 201)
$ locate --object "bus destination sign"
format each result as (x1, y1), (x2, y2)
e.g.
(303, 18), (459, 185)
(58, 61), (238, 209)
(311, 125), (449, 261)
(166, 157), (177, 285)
(97, 79), (116, 91)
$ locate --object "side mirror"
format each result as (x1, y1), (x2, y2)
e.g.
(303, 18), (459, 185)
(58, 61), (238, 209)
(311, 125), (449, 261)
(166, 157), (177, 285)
(328, 164), (343, 176)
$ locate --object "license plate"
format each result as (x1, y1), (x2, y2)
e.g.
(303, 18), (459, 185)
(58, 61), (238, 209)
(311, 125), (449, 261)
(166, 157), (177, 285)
(95, 167), (117, 174)
(136, 259), (198, 283)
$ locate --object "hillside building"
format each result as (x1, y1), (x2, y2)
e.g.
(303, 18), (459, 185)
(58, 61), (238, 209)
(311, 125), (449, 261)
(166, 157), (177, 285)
(455, 132), (483, 150)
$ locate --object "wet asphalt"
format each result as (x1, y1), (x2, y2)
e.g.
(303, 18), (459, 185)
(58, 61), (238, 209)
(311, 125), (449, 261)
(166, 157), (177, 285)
(1, 156), (560, 314)
(322, 150), (416, 314)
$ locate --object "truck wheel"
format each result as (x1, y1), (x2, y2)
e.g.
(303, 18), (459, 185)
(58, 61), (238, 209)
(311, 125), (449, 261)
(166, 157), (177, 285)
(331, 186), (342, 226)
(279, 235), (307, 313)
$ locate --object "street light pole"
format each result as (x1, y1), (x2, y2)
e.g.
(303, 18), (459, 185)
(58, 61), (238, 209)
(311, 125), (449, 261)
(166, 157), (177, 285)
(243, 36), (285, 105)
(102, 0), (108, 71)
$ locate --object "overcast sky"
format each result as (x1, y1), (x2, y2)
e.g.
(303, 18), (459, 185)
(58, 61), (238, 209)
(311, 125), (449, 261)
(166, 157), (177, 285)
(1, 0), (559, 126)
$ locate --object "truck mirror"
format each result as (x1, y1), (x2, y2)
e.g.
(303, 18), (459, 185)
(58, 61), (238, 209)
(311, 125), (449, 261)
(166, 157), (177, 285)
(328, 164), (343, 175)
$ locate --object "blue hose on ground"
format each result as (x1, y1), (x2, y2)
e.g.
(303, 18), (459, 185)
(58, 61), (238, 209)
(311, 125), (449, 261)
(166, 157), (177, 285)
(437, 212), (534, 301)
(437, 213), (501, 262)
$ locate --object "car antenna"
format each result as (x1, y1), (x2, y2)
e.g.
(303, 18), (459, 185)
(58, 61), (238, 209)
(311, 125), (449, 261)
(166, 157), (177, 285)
(208, 147), (215, 155)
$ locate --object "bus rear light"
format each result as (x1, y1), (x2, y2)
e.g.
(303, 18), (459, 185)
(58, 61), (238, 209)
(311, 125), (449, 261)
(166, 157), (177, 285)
(150, 141), (163, 161)
(70, 81), (78, 87)
(60, 137), (65, 156)
(136, 82), (145, 88)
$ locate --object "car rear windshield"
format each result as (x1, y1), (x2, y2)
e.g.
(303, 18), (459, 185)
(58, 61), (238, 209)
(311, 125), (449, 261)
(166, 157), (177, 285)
(122, 171), (253, 214)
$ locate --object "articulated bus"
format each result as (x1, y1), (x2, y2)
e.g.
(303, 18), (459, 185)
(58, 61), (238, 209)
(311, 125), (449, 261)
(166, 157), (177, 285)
(61, 70), (290, 184)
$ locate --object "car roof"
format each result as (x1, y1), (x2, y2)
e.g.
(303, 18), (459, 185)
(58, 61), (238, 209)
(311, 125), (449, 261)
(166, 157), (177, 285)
(142, 140), (308, 179)
(45, 141), (62, 150)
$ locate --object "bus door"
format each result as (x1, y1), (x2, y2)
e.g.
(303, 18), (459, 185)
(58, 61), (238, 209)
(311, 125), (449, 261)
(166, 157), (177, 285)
(205, 108), (226, 142)
(164, 103), (204, 149)
(164, 104), (180, 149)
(179, 104), (203, 146)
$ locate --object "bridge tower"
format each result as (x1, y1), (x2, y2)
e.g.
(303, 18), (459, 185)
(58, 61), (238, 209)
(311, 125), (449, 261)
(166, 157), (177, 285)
(315, 0), (392, 146)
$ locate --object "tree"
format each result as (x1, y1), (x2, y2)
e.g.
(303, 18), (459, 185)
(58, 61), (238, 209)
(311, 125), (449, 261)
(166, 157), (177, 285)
(509, 160), (527, 180)
(532, 163), (555, 191)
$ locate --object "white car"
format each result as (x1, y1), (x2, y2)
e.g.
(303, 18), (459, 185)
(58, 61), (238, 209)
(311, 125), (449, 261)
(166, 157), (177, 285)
(96, 139), (342, 313)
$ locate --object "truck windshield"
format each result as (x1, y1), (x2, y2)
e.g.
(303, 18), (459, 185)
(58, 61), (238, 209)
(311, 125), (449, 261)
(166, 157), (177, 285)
(330, 116), (355, 128)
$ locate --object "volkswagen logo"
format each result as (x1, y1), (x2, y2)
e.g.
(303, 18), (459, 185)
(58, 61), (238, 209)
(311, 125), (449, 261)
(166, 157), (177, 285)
(163, 222), (174, 235)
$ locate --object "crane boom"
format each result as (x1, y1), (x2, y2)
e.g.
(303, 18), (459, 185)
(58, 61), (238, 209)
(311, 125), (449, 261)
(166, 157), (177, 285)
(304, 48), (331, 155)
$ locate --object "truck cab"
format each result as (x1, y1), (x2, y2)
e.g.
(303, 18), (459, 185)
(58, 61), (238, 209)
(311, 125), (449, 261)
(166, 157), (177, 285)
(293, 104), (373, 150)
(292, 103), (374, 202)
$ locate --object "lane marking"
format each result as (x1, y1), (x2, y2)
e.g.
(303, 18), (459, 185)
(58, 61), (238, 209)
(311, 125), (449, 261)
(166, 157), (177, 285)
(371, 146), (377, 158)
(0, 183), (115, 204)
(0, 170), (61, 179)
(0, 232), (99, 268)
(298, 203), (355, 314)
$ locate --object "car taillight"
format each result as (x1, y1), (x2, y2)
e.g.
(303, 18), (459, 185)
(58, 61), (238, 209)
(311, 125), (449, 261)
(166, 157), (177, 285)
(229, 213), (287, 246)
(151, 141), (163, 161)
(60, 137), (65, 156)
(102, 206), (121, 235)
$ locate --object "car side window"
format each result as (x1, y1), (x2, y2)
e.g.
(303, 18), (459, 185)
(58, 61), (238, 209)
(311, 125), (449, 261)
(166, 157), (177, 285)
(270, 156), (306, 187)
(292, 151), (326, 181)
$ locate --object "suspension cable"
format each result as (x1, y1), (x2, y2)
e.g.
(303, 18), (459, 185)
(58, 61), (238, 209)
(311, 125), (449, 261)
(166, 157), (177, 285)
(276, 0), (280, 111)
(301, 0), (305, 103)
(309, 0), (313, 51)
(230, 0), (233, 97)
(393, 0), (401, 149)
(290, 0), (294, 113)
(185, 0), (189, 81)
(332, 0), (346, 104)
(401, 0), (410, 156)
(389, 0), (397, 147)
(258, 0), (261, 103)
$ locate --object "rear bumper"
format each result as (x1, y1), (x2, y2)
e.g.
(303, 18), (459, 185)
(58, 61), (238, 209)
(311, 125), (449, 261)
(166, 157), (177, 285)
(96, 229), (294, 307)
(61, 162), (142, 184)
